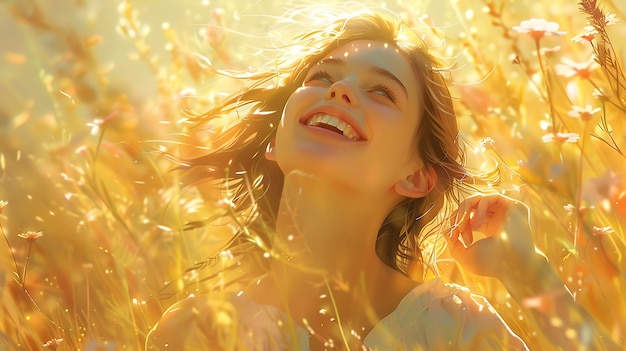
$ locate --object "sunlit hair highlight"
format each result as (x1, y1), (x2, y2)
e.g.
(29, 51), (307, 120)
(179, 9), (468, 276)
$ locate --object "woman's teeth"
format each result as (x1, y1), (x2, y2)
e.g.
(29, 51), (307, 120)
(306, 114), (361, 141)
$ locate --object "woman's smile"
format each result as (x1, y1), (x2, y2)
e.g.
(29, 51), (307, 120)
(304, 113), (362, 140)
(300, 104), (368, 141)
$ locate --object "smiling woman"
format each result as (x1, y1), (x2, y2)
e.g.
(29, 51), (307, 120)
(146, 7), (619, 351)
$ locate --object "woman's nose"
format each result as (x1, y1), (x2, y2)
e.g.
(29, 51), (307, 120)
(325, 81), (359, 107)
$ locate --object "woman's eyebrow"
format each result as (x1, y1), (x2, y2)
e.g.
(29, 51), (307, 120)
(318, 58), (408, 98)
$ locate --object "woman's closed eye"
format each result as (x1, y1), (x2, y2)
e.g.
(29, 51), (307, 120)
(369, 83), (396, 102)
(305, 70), (334, 84)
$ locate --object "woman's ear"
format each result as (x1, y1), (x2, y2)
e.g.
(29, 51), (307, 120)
(394, 166), (437, 199)
(264, 139), (276, 161)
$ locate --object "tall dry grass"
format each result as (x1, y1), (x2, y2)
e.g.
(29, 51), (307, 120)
(0, 0), (624, 349)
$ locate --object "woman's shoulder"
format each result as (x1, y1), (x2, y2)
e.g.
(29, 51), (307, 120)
(145, 294), (238, 350)
(365, 279), (530, 350)
(146, 292), (309, 351)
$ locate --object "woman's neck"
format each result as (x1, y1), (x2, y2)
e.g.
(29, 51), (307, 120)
(274, 171), (394, 273)
(245, 171), (418, 344)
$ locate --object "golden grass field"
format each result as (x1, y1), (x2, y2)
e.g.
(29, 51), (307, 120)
(0, 0), (625, 349)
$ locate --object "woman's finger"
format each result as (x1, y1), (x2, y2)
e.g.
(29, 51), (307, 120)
(451, 194), (507, 248)
(449, 210), (474, 248)
(461, 218), (474, 247)
(470, 196), (491, 230)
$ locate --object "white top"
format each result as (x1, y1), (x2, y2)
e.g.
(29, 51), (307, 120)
(363, 278), (529, 350)
(149, 279), (529, 350)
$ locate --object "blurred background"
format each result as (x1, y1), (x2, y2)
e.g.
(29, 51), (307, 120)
(0, 0), (625, 349)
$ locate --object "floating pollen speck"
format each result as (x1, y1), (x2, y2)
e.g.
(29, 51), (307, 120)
(156, 224), (172, 232)
(84, 35), (103, 47)
(4, 52), (26, 64)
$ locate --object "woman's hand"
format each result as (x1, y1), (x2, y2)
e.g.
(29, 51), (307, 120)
(446, 194), (538, 280)
(447, 194), (621, 350)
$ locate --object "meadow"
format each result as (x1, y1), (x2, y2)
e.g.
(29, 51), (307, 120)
(0, 0), (625, 349)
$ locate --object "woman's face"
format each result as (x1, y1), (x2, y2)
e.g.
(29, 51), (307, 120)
(270, 39), (424, 197)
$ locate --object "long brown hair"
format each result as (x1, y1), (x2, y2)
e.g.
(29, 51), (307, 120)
(178, 9), (467, 275)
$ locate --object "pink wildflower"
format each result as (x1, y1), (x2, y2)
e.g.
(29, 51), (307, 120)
(17, 231), (43, 243)
(542, 132), (580, 144)
(512, 18), (566, 41)
(605, 13), (620, 26)
(43, 338), (64, 350)
(571, 26), (598, 43)
(568, 104), (601, 122)
(479, 137), (496, 151)
(592, 226), (614, 236)
(592, 88), (608, 101)
(555, 56), (599, 79)
(564, 203), (589, 217)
